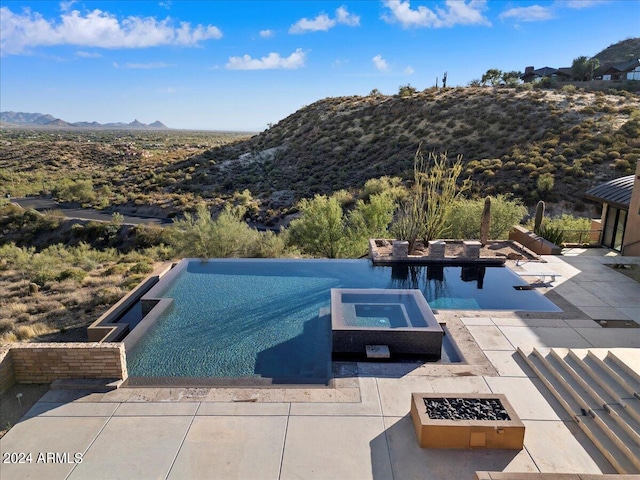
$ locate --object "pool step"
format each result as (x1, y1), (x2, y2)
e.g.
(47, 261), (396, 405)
(517, 347), (640, 474)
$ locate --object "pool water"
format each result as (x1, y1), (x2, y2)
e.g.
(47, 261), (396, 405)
(126, 259), (560, 382)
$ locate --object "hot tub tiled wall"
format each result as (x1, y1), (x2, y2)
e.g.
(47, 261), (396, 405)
(0, 343), (127, 394)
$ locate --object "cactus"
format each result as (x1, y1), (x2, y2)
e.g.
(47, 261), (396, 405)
(534, 200), (545, 232)
(480, 196), (491, 245)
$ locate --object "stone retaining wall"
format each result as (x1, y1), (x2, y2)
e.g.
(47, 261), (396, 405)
(0, 343), (127, 394)
(0, 346), (16, 395)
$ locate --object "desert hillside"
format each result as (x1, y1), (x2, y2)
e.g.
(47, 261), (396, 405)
(2, 86), (639, 226)
(173, 86), (639, 218)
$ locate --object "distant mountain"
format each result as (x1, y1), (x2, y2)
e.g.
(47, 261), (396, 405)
(0, 111), (169, 129)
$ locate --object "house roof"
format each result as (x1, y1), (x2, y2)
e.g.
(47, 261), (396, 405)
(533, 67), (558, 77)
(585, 175), (635, 209)
(599, 58), (640, 75)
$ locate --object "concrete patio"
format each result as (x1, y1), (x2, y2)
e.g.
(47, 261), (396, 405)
(1, 249), (639, 480)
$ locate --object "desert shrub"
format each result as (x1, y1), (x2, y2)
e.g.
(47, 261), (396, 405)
(166, 203), (260, 258)
(536, 173), (555, 194)
(253, 230), (294, 258)
(130, 261), (153, 274)
(362, 176), (406, 202)
(57, 268), (88, 283)
(288, 192), (395, 258)
(527, 214), (591, 244)
(55, 178), (96, 204)
(447, 195), (527, 240)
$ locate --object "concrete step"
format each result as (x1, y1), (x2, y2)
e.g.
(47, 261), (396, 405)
(517, 347), (583, 416)
(581, 351), (636, 404)
(603, 352), (640, 396)
(589, 407), (640, 471)
(517, 348), (640, 474)
(566, 350), (640, 449)
(535, 349), (594, 414)
(575, 414), (640, 475)
(606, 403), (640, 447)
(551, 349), (610, 408)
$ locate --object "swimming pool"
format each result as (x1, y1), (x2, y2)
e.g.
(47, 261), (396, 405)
(124, 259), (560, 383)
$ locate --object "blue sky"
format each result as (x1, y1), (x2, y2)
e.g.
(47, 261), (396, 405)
(1, 1), (638, 131)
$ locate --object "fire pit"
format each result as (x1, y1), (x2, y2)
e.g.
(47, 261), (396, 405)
(410, 393), (525, 449)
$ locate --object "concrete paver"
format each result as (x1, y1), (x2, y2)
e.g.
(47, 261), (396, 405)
(23, 402), (119, 418)
(68, 416), (192, 480)
(574, 327), (640, 348)
(497, 326), (593, 350)
(168, 416), (287, 480)
(280, 415), (392, 480)
(376, 376), (434, 417)
(114, 402), (199, 416)
(466, 325), (515, 350)
(483, 350), (536, 378)
(521, 420), (617, 474)
(485, 377), (572, 421)
(0, 416), (109, 480)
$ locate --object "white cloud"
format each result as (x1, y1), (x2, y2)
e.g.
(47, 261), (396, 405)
(159, 1), (172, 9)
(259, 29), (274, 38)
(75, 50), (101, 58)
(226, 48), (307, 70)
(499, 5), (553, 22)
(289, 6), (360, 34)
(561, 0), (608, 9)
(290, 13), (335, 33)
(372, 54), (388, 71)
(0, 6), (222, 55)
(335, 6), (360, 26)
(382, 0), (490, 28)
(404, 65), (415, 75)
(59, 1), (77, 12)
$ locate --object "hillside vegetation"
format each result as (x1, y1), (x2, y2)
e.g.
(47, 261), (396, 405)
(2, 87), (639, 226)
(180, 86), (639, 219)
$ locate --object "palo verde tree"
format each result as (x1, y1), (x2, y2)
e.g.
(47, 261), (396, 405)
(166, 203), (259, 258)
(481, 69), (502, 86)
(288, 192), (395, 258)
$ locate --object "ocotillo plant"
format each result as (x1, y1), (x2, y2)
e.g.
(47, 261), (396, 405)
(534, 201), (545, 232)
(480, 196), (491, 245)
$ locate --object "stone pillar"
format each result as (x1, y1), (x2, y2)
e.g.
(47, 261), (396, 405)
(428, 240), (446, 258)
(392, 240), (409, 258)
(463, 240), (482, 258)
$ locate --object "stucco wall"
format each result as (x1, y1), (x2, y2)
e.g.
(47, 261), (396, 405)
(623, 160), (640, 256)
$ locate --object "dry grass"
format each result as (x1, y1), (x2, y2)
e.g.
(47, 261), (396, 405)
(0, 257), (160, 347)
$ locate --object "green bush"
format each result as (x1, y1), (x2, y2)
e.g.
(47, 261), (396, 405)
(535, 224), (564, 246)
(166, 204), (261, 258)
(447, 195), (527, 240)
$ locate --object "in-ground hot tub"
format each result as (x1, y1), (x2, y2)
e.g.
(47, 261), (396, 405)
(331, 288), (443, 358)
